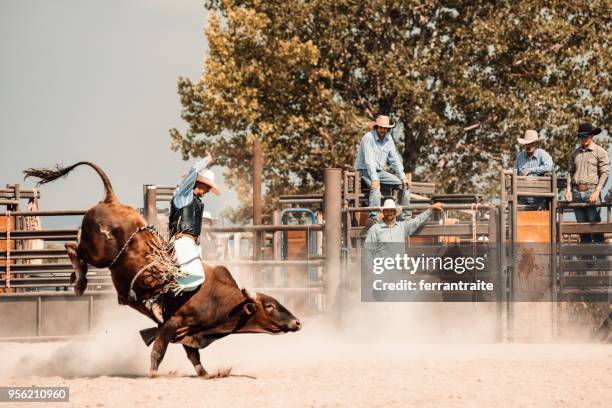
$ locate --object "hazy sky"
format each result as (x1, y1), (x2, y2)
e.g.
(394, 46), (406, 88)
(0, 0), (236, 219)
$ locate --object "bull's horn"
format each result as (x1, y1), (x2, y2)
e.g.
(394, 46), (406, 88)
(241, 287), (257, 301)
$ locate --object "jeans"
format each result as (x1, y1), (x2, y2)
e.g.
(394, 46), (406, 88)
(572, 189), (604, 243)
(359, 169), (410, 220)
(518, 197), (546, 210)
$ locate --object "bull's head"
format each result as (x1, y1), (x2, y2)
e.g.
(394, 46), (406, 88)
(239, 288), (302, 334)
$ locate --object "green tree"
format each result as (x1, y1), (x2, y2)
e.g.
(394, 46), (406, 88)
(171, 0), (611, 221)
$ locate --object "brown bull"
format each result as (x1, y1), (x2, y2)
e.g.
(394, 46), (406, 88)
(24, 162), (301, 376)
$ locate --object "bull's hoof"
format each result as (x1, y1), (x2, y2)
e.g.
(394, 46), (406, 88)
(74, 278), (88, 296)
(195, 364), (207, 377)
(148, 370), (160, 378)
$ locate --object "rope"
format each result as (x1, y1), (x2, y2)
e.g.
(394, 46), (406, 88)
(6, 211), (11, 289)
(128, 260), (158, 302)
(108, 224), (158, 268)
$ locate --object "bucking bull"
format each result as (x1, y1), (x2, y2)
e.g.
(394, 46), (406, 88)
(24, 162), (301, 376)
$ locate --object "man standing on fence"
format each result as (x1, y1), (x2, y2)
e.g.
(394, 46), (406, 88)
(514, 129), (554, 209)
(355, 115), (411, 226)
(564, 123), (609, 243)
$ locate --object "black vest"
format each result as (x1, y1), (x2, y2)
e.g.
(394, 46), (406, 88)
(169, 194), (204, 237)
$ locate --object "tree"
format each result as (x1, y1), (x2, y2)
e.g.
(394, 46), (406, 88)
(171, 0), (611, 221)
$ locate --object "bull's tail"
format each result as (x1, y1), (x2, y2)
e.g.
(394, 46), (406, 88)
(140, 327), (158, 347)
(24, 161), (116, 202)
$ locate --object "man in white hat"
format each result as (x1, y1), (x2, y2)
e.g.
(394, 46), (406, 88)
(514, 129), (554, 208)
(355, 115), (411, 224)
(365, 199), (443, 243)
(168, 151), (220, 295)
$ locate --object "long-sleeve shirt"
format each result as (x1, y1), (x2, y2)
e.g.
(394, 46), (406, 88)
(569, 142), (610, 191)
(171, 157), (211, 210)
(514, 148), (554, 176)
(365, 209), (432, 243)
(354, 130), (404, 181)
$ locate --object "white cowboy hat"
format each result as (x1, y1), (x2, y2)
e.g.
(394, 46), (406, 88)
(517, 129), (542, 145)
(196, 169), (221, 196)
(374, 115), (395, 129)
(380, 199), (401, 214)
(202, 211), (215, 220)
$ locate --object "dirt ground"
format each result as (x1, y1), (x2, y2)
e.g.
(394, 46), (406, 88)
(1, 303), (611, 408)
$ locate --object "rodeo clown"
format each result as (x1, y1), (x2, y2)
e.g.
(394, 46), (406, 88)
(147, 151), (220, 322)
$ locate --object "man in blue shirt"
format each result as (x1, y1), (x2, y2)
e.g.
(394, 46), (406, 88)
(365, 199), (443, 243)
(514, 129), (554, 208)
(355, 115), (410, 224)
(152, 151), (220, 321)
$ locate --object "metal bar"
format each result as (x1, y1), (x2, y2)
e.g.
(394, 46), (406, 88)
(0, 210), (85, 216)
(202, 224), (323, 233)
(0, 200), (19, 206)
(278, 198), (323, 204)
(1, 283), (114, 289)
(562, 276), (611, 286)
(344, 204), (494, 212)
(0, 335), (99, 343)
(558, 203), (612, 209)
(279, 194), (323, 200)
(250, 287), (324, 292)
(560, 260), (612, 271)
(559, 223), (612, 234)
(515, 192), (556, 198)
(558, 243), (611, 255)
(324, 168), (342, 318)
(0, 290), (114, 298)
(209, 260), (325, 267)
(0, 229), (78, 236)
(5, 210), (11, 289)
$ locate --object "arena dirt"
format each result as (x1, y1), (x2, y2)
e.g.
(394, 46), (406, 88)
(1, 299), (611, 407)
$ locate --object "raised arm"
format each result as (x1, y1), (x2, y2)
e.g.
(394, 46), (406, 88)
(403, 209), (432, 237)
(175, 156), (212, 197)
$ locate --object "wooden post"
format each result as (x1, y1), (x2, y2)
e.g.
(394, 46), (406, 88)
(253, 138), (263, 260)
(144, 185), (158, 227)
(324, 168), (342, 318)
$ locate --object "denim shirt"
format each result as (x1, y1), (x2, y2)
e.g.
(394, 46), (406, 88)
(355, 130), (404, 181)
(514, 148), (554, 176)
(365, 210), (432, 243)
(171, 157), (211, 210)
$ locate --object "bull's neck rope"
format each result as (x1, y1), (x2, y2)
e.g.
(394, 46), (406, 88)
(107, 224), (160, 268)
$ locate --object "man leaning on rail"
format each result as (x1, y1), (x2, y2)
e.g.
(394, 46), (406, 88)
(514, 129), (554, 210)
(365, 199), (444, 243)
(355, 115), (411, 226)
(145, 151), (221, 323)
(564, 123), (609, 243)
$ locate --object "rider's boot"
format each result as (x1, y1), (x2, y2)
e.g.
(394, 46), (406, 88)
(144, 297), (165, 324)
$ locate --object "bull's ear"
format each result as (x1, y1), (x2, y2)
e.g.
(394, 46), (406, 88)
(241, 287), (256, 301)
(243, 302), (256, 315)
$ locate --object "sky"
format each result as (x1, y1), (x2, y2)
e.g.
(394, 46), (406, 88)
(0, 0), (236, 222)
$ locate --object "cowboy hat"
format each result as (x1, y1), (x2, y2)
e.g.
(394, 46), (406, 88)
(374, 115), (395, 129)
(517, 129), (542, 145)
(196, 169), (220, 196)
(577, 123), (601, 138)
(380, 199), (401, 214)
